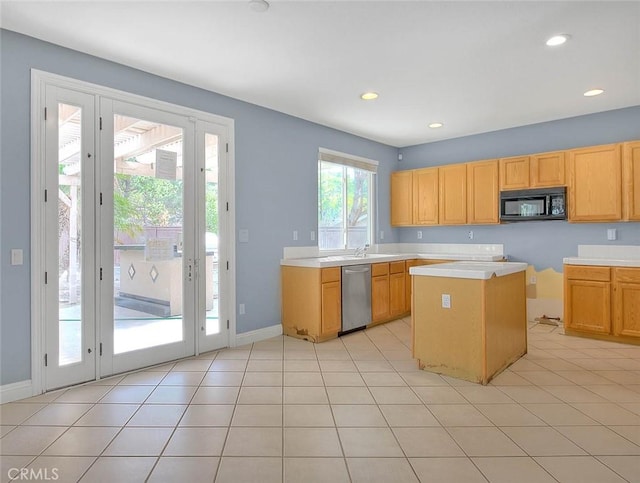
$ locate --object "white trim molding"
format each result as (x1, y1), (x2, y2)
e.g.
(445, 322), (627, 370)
(234, 324), (283, 347)
(0, 380), (34, 404)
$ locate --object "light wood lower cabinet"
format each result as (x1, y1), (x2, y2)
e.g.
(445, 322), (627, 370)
(564, 264), (640, 344)
(282, 266), (341, 342)
(371, 263), (390, 323)
(613, 268), (640, 338)
(372, 261), (411, 324)
(389, 261), (406, 318)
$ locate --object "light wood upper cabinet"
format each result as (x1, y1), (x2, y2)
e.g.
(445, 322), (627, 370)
(531, 151), (565, 187)
(623, 141), (640, 221)
(568, 143), (622, 222)
(499, 156), (530, 190)
(391, 171), (413, 226)
(439, 164), (467, 224)
(467, 159), (499, 224)
(412, 167), (439, 225)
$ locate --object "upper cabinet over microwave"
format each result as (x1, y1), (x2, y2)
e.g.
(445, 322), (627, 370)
(500, 187), (566, 222)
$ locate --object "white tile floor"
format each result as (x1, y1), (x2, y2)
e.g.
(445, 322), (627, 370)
(1, 318), (639, 482)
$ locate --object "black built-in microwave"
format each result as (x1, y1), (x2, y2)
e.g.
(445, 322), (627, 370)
(500, 187), (567, 222)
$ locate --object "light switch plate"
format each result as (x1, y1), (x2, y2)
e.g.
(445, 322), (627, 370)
(239, 229), (249, 243)
(607, 228), (617, 241)
(11, 249), (23, 266)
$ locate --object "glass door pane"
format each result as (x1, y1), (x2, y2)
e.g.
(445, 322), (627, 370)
(204, 133), (220, 335)
(58, 103), (83, 365)
(45, 87), (96, 391)
(112, 114), (185, 354)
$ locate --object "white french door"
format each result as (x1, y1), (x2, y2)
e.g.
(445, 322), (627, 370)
(37, 75), (231, 391)
(98, 99), (196, 376)
(197, 122), (230, 353)
(42, 86), (97, 390)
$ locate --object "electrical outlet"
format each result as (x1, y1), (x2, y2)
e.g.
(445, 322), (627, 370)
(530, 276), (537, 284)
(417, 231), (422, 240)
(239, 303), (246, 315)
(293, 230), (298, 241)
(239, 229), (249, 243)
(310, 230), (316, 241)
(441, 294), (451, 309)
(380, 231), (384, 240)
(607, 228), (617, 241)
(468, 230), (474, 240)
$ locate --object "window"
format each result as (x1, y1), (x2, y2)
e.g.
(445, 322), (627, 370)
(318, 148), (377, 250)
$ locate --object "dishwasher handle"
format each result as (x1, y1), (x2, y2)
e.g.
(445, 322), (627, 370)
(343, 266), (371, 274)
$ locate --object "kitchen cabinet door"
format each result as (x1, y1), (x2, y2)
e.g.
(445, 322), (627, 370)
(413, 167), (439, 225)
(371, 275), (390, 323)
(613, 268), (640, 339)
(499, 156), (530, 190)
(564, 265), (612, 336)
(391, 171), (413, 226)
(531, 151), (565, 187)
(623, 141), (640, 221)
(321, 280), (342, 336)
(389, 262), (406, 318)
(568, 143), (622, 221)
(467, 159), (499, 224)
(439, 164), (467, 225)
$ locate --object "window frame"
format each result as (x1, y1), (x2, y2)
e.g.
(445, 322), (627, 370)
(317, 148), (377, 253)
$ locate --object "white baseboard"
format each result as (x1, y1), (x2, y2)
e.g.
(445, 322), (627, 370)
(234, 324), (283, 347)
(0, 380), (34, 404)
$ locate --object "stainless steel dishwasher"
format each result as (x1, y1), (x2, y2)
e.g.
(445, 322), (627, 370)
(340, 264), (372, 334)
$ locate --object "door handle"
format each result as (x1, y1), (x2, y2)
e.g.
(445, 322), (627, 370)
(87, 348), (92, 354)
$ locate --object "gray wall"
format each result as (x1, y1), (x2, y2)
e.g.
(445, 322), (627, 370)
(397, 106), (640, 271)
(2, 28), (639, 387)
(0, 30), (397, 385)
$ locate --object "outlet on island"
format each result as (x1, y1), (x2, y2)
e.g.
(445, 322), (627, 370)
(441, 294), (451, 309)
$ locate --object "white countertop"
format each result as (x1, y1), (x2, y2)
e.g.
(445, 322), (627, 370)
(563, 245), (640, 268)
(410, 261), (528, 280)
(281, 252), (504, 268)
(563, 257), (640, 267)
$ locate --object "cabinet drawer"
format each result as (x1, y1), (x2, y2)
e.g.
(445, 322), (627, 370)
(321, 267), (341, 283)
(389, 261), (405, 274)
(614, 267), (640, 283)
(565, 265), (611, 282)
(372, 263), (389, 277)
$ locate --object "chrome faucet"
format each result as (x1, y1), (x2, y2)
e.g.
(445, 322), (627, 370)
(354, 244), (370, 258)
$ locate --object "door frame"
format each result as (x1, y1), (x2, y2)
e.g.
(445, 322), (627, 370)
(30, 70), (237, 395)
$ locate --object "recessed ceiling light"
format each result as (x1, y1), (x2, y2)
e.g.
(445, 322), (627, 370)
(546, 34), (570, 47)
(360, 92), (379, 101)
(428, 122), (444, 129)
(248, 0), (269, 12)
(584, 88), (604, 97)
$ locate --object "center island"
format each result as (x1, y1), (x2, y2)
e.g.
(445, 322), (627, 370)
(410, 261), (528, 385)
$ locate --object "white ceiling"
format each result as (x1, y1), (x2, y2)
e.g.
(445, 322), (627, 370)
(1, 1), (639, 147)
